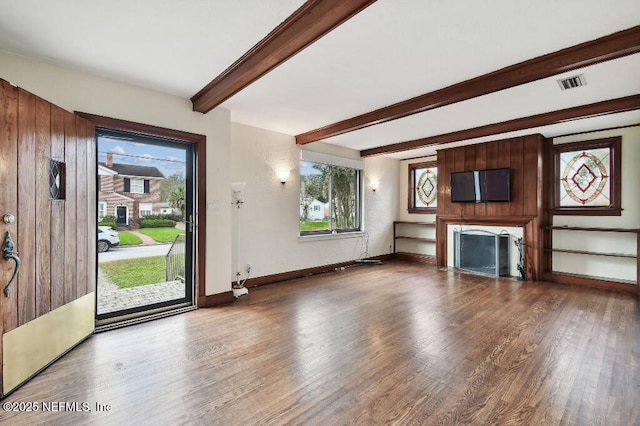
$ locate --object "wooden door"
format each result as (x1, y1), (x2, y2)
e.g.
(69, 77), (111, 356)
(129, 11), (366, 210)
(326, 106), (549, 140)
(0, 79), (96, 396)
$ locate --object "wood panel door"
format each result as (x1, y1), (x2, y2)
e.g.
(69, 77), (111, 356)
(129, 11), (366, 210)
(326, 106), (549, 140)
(0, 79), (96, 397)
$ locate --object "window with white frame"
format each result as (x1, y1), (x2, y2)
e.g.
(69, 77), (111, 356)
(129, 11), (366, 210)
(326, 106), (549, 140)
(299, 159), (361, 235)
(139, 203), (153, 217)
(130, 178), (144, 194)
(98, 201), (107, 221)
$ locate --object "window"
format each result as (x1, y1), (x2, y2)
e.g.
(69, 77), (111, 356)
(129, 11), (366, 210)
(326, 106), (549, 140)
(129, 178), (144, 194)
(139, 203), (153, 217)
(408, 162), (437, 213)
(552, 137), (621, 215)
(300, 160), (361, 235)
(48, 159), (66, 200)
(97, 201), (107, 221)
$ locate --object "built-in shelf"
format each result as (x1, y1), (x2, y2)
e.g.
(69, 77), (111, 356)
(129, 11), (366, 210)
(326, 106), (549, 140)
(544, 226), (639, 233)
(393, 221), (436, 263)
(544, 248), (636, 259)
(543, 225), (639, 288)
(395, 236), (437, 243)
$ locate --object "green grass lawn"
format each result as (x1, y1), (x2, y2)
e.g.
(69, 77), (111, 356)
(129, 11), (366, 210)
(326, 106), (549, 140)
(139, 227), (186, 243)
(299, 221), (329, 231)
(99, 256), (165, 289)
(118, 231), (143, 246)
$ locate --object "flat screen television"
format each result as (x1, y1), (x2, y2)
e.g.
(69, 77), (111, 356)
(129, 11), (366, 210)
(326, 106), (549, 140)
(451, 168), (510, 202)
(450, 171), (479, 202)
(479, 168), (510, 202)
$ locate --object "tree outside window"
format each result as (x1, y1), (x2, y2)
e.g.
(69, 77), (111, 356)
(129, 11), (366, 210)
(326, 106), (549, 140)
(300, 160), (360, 235)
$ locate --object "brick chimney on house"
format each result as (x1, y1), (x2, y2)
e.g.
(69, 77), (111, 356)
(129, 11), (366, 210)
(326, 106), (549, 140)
(106, 152), (113, 167)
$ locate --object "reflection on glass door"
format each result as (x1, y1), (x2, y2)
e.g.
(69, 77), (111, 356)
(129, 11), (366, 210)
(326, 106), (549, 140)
(95, 129), (194, 322)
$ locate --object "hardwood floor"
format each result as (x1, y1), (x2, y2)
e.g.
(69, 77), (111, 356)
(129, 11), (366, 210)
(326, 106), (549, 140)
(1, 260), (638, 425)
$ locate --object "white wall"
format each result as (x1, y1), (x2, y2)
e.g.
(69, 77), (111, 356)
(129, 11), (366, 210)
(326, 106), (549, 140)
(551, 126), (639, 282)
(0, 51), (232, 296)
(230, 122), (399, 281)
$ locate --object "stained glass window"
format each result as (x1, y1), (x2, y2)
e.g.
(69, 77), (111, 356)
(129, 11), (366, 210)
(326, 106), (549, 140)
(409, 162), (437, 212)
(559, 148), (610, 207)
(48, 159), (65, 200)
(553, 137), (621, 215)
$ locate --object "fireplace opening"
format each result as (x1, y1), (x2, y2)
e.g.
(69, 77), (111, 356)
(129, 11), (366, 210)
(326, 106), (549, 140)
(454, 229), (510, 276)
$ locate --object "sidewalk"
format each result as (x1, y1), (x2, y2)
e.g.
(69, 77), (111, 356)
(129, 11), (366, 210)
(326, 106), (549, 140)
(128, 230), (157, 245)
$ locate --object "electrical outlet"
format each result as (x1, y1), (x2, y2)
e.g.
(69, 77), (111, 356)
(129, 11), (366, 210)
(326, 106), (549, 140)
(246, 264), (252, 274)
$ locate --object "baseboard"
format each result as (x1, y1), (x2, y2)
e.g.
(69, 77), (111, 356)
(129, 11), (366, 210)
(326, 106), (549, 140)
(393, 252), (437, 265)
(234, 255), (395, 289)
(198, 291), (235, 308)
(542, 271), (639, 294)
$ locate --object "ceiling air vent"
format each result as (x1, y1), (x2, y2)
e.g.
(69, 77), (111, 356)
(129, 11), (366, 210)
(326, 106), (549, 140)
(557, 74), (587, 91)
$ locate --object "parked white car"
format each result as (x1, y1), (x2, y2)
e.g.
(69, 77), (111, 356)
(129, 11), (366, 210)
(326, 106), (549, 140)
(98, 226), (120, 253)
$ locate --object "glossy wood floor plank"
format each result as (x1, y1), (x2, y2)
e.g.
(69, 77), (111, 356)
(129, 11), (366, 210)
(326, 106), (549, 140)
(1, 260), (638, 425)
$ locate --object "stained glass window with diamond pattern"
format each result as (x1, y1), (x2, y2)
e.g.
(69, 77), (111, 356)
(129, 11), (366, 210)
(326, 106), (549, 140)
(559, 147), (610, 207)
(48, 159), (65, 200)
(553, 137), (621, 215)
(409, 162), (437, 212)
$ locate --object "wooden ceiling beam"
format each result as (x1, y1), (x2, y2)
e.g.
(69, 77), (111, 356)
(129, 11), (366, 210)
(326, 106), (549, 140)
(360, 95), (640, 157)
(191, 0), (377, 114)
(297, 25), (640, 145)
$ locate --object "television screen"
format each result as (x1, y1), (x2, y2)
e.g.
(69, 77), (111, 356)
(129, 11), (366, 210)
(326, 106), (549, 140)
(450, 171), (478, 202)
(479, 168), (510, 202)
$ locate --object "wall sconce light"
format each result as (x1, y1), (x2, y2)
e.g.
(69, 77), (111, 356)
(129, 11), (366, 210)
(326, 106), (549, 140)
(231, 182), (246, 206)
(276, 168), (290, 186)
(371, 180), (379, 192)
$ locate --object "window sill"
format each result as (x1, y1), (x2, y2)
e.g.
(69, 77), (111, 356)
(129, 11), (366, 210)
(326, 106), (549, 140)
(298, 231), (365, 242)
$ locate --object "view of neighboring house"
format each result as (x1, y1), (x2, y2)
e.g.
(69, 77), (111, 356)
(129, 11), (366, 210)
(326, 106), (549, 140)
(301, 198), (329, 221)
(98, 152), (165, 227)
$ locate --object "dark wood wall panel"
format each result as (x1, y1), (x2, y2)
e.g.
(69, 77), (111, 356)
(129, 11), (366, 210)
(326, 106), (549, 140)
(522, 134), (540, 217)
(0, 81), (18, 392)
(17, 89), (37, 325)
(35, 97), (52, 318)
(494, 139), (512, 216)
(85, 120), (97, 294)
(508, 138), (524, 217)
(0, 80), (95, 335)
(75, 118), (88, 298)
(63, 113), (77, 304)
(436, 134), (545, 280)
(50, 105), (66, 310)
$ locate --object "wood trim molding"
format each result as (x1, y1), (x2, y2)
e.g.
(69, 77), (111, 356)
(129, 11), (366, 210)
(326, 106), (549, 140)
(542, 272), (638, 294)
(191, 0), (377, 114)
(360, 95), (640, 157)
(237, 254), (394, 288)
(297, 25), (640, 144)
(76, 112), (208, 309)
(198, 291), (235, 308)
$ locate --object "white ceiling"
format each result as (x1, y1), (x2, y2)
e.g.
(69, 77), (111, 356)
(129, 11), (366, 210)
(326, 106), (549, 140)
(0, 0), (638, 159)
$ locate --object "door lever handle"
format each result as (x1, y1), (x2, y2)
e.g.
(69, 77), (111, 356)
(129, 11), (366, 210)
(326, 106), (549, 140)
(2, 231), (21, 297)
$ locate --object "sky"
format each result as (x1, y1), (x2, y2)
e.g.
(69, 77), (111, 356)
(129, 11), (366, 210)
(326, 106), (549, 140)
(98, 136), (187, 178)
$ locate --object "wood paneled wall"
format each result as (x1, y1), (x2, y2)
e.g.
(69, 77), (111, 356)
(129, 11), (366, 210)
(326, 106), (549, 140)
(436, 134), (545, 279)
(0, 79), (96, 333)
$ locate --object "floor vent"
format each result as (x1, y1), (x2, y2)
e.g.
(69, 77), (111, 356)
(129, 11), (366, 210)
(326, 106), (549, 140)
(557, 74), (587, 91)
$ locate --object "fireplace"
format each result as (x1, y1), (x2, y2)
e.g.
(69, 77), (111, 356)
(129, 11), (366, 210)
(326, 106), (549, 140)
(454, 229), (510, 276)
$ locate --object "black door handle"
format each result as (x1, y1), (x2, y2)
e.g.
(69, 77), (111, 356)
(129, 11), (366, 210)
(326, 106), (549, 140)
(3, 231), (21, 297)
